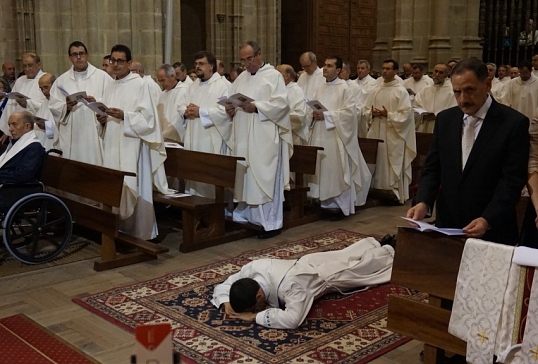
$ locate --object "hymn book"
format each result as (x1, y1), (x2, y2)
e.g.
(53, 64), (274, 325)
(0, 91), (29, 100)
(217, 93), (255, 108)
(57, 85), (87, 102)
(400, 217), (466, 236)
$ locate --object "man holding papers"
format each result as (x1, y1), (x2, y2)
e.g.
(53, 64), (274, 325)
(49, 41), (113, 165)
(224, 40), (292, 239)
(306, 56), (371, 219)
(407, 58), (529, 245)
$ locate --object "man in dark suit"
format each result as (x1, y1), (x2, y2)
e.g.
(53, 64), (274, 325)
(407, 58), (529, 245)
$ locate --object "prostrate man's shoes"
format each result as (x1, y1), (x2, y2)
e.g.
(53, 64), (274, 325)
(380, 234), (397, 249)
(258, 229), (281, 239)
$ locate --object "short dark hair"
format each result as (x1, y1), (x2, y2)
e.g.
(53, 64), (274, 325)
(68, 41), (88, 56)
(110, 44), (132, 62)
(519, 59), (532, 71)
(172, 62), (187, 72)
(382, 59), (399, 70)
(194, 51), (217, 73)
(412, 63), (424, 71)
(229, 278), (259, 313)
(452, 57), (488, 81)
(103, 54), (111, 60)
(327, 55), (343, 70)
(241, 40), (261, 54)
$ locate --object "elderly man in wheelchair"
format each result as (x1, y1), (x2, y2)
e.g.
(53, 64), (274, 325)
(0, 111), (72, 264)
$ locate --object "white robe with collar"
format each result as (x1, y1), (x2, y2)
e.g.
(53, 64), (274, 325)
(143, 75), (162, 104)
(403, 75), (433, 96)
(286, 82), (309, 144)
(48, 63), (112, 165)
(297, 67), (325, 100)
(211, 238), (394, 329)
(413, 80), (457, 133)
(0, 70), (46, 135)
(364, 79), (416, 203)
(508, 75), (538, 120)
(34, 98), (58, 150)
(157, 80), (189, 143)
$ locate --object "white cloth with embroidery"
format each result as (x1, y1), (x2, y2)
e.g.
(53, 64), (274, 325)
(448, 238), (514, 364)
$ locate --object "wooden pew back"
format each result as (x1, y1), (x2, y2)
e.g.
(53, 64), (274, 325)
(358, 137), (384, 165)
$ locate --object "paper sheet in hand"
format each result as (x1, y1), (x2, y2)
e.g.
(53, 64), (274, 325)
(306, 99), (328, 112)
(81, 98), (108, 116)
(164, 142), (183, 149)
(0, 91), (29, 100)
(217, 93), (255, 108)
(400, 216), (466, 235)
(57, 84), (88, 103)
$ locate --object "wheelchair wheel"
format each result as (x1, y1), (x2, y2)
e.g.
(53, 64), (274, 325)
(3, 193), (72, 264)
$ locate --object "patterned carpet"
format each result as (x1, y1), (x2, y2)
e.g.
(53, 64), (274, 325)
(0, 314), (99, 364)
(73, 229), (423, 364)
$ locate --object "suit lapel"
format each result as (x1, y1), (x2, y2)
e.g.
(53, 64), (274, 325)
(461, 100), (500, 177)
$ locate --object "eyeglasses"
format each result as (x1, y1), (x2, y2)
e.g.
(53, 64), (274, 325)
(109, 58), (128, 65)
(70, 52), (87, 58)
(22, 63), (36, 69)
(240, 51), (259, 65)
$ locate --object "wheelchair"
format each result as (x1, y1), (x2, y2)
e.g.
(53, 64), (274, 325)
(0, 149), (72, 264)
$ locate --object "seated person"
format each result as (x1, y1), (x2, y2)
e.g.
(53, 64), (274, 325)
(0, 111), (45, 184)
(211, 238), (394, 329)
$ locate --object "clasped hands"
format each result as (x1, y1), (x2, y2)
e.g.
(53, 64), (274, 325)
(184, 103), (200, 119)
(371, 105), (388, 118)
(222, 302), (257, 322)
(406, 202), (489, 238)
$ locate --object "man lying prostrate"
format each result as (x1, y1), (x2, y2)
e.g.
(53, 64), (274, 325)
(0, 111), (45, 184)
(211, 238), (394, 329)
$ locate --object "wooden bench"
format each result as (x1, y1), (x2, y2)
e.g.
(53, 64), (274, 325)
(283, 145), (323, 228)
(41, 155), (169, 271)
(358, 137), (383, 174)
(410, 132), (433, 198)
(387, 228), (466, 363)
(154, 148), (249, 253)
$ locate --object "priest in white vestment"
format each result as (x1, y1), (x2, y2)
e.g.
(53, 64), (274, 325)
(487, 63), (509, 106)
(363, 59), (416, 204)
(354, 60), (380, 138)
(129, 61), (162, 103)
(173, 62), (194, 86)
(297, 52), (325, 99)
(49, 41), (112, 165)
(0, 53), (46, 136)
(307, 56), (371, 218)
(403, 64), (433, 96)
(498, 65), (511, 84)
(33, 73), (58, 150)
(211, 238), (394, 329)
(507, 62), (538, 120)
(225, 41), (293, 238)
(155, 64), (189, 143)
(277, 64), (309, 145)
(413, 63), (457, 133)
(182, 51), (232, 198)
(97, 44), (170, 240)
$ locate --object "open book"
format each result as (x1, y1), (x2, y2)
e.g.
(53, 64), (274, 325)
(80, 99), (108, 117)
(57, 85), (88, 103)
(305, 99), (328, 112)
(0, 91), (29, 101)
(217, 93), (255, 108)
(400, 217), (466, 236)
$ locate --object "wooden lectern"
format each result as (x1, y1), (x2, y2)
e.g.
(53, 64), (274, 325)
(387, 227), (467, 363)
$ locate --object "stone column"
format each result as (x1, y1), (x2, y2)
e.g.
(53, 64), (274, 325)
(428, 0), (452, 68)
(391, 0), (414, 64)
(410, 1), (430, 69)
(0, 0), (19, 69)
(462, 0), (483, 59)
(373, 0), (395, 71)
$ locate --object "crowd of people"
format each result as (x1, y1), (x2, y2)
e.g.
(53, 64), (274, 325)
(0, 39), (537, 248)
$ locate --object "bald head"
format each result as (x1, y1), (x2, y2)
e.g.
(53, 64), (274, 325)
(276, 64), (295, 85)
(129, 61), (144, 77)
(38, 73), (56, 99)
(2, 62), (15, 80)
(300, 52), (318, 75)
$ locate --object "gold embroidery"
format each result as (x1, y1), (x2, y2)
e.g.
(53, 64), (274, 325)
(530, 345), (538, 361)
(477, 329), (489, 345)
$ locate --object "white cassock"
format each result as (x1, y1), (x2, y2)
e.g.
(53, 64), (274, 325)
(297, 67), (325, 99)
(182, 72), (232, 198)
(211, 238), (394, 329)
(377, 74), (405, 86)
(48, 63), (112, 165)
(490, 78), (509, 106)
(286, 82), (309, 145)
(307, 78), (371, 213)
(220, 75), (232, 92)
(101, 72), (170, 240)
(364, 79), (416, 203)
(500, 76), (511, 85)
(354, 75), (380, 138)
(230, 64), (293, 231)
(33, 98), (58, 150)
(413, 79), (457, 133)
(156, 80), (189, 143)
(403, 75), (433, 96)
(354, 74), (378, 92)
(0, 70), (46, 135)
(182, 76), (193, 85)
(508, 74), (538, 120)
(143, 75), (162, 104)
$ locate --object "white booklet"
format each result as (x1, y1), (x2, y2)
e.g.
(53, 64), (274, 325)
(306, 99), (328, 112)
(81, 98), (108, 117)
(57, 84), (88, 103)
(217, 93), (255, 108)
(0, 91), (29, 100)
(400, 217), (466, 236)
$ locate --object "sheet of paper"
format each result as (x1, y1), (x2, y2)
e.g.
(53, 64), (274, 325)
(81, 99), (107, 116)
(162, 192), (191, 198)
(1, 91), (29, 100)
(306, 99), (328, 112)
(164, 142), (183, 149)
(217, 93), (255, 108)
(400, 216), (466, 236)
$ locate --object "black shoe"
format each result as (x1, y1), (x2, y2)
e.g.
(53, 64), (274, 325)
(329, 212), (346, 221)
(258, 229), (281, 239)
(380, 234), (397, 249)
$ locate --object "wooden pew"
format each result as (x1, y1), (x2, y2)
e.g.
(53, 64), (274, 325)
(387, 228), (467, 363)
(41, 155), (169, 271)
(283, 145), (323, 228)
(358, 137), (384, 166)
(410, 132), (434, 198)
(154, 148), (250, 253)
